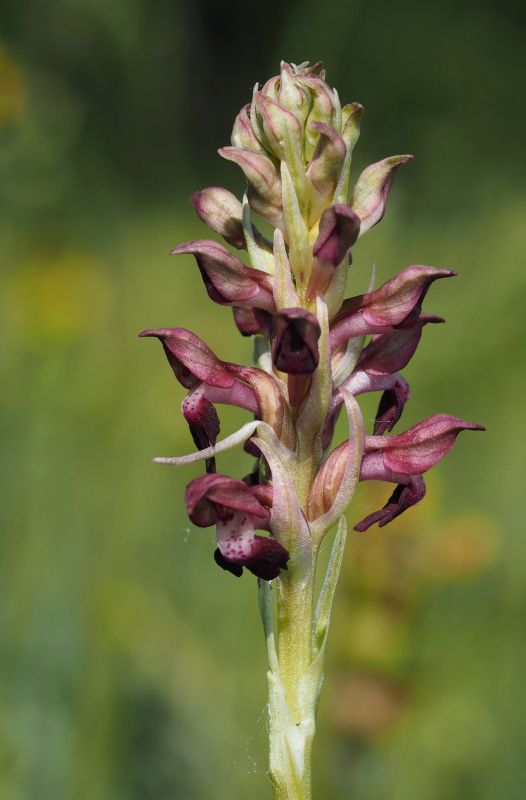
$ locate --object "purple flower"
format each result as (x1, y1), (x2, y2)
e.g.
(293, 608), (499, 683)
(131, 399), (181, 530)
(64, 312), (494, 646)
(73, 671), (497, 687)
(330, 266), (456, 350)
(355, 414), (485, 530)
(170, 240), (276, 312)
(139, 328), (259, 471)
(185, 474), (289, 579)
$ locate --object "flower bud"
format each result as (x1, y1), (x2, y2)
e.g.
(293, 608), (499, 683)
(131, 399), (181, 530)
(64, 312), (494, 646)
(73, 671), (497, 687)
(350, 155), (413, 235)
(170, 240), (275, 311)
(191, 187), (246, 250)
(277, 61), (311, 124)
(307, 440), (347, 521)
(306, 122), (346, 198)
(219, 147), (283, 225)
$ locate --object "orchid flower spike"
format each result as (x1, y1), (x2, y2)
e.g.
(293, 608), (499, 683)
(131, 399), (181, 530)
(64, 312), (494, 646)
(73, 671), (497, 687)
(141, 59), (484, 800)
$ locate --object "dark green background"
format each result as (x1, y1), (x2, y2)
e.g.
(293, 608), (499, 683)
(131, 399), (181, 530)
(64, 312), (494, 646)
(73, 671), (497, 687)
(1, 1), (524, 798)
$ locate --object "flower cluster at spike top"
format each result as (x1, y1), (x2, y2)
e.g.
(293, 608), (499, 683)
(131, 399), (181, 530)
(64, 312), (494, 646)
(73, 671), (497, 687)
(141, 61), (484, 582)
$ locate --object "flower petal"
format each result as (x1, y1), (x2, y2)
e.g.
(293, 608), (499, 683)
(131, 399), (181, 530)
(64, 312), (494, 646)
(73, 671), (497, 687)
(185, 473), (270, 525)
(139, 327), (235, 389)
(181, 389), (221, 473)
(171, 240), (275, 311)
(306, 121), (346, 197)
(313, 204), (361, 267)
(308, 389), (365, 540)
(232, 306), (273, 338)
(365, 414), (486, 474)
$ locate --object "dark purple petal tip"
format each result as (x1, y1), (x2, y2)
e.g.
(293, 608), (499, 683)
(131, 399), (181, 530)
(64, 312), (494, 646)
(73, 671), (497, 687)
(313, 204), (361, 267)
(272, 308), (321, 375)
(354, 475), (426, 531)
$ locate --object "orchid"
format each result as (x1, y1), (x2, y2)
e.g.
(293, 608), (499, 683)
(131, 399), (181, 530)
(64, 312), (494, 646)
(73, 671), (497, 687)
(141, 61), (484, 800)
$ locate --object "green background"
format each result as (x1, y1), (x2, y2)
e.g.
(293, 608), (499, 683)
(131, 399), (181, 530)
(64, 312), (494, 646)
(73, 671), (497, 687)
(1, 1), (524, 798)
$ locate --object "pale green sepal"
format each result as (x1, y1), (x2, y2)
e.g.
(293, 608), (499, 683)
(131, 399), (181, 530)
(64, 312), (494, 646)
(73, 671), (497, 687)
(281, 161), (311, 289)
(258, 579), (280, 671)
(333, 102), (364, 204)
(252, 436), (311, 562)
(273, 228), (301, 309)
(296, 295), (332, 447)
(254, 423), (297, 469)
(254, 336), (288, 392)
(332, 87), (342, 134)
(250, 83), (271, 150)
(242, 193), (275, 274)
(332, 335), (365, 387)
(309, 390), (364, 543)
(313, 515), (347, 656)
(323, 258), (349, 320)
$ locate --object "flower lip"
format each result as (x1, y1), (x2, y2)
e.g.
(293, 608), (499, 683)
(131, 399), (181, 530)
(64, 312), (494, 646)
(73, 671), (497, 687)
(191, 187), (246, 250)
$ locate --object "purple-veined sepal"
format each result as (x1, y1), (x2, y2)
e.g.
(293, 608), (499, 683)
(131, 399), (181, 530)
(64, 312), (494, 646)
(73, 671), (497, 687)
(353, 415), (485, 530)
(349, 155), (413, 235)
(330, 266), (455, 350)
(139, 328), (260, 471)
(364, 414), (485, 475)
(170, 240), (276, 312)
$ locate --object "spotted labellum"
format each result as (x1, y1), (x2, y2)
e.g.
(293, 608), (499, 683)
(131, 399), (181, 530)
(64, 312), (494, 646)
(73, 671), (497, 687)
(141, 60), (484, 800)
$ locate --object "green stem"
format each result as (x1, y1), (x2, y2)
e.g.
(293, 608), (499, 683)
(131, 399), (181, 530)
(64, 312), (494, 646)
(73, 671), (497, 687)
(260, 518), (348, 800)
(269, 567), (317, 800)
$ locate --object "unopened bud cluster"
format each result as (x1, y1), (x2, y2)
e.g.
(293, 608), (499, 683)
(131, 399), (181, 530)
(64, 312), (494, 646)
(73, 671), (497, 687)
(141, 61), (484, 581)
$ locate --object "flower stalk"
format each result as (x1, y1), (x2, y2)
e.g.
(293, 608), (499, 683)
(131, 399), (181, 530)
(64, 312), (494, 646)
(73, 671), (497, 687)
(141, 61), (484, 799)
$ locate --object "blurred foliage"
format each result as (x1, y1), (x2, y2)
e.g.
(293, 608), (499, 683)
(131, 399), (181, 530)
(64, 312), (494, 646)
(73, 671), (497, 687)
(0, 1), (525, 799)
